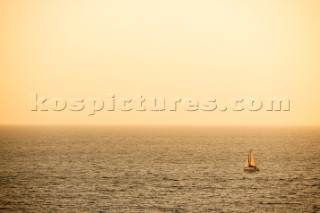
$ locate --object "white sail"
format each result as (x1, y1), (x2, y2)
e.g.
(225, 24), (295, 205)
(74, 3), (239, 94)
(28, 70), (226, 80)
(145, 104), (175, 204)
(249, 151), (256, 167)
(245, 159), (249, 167)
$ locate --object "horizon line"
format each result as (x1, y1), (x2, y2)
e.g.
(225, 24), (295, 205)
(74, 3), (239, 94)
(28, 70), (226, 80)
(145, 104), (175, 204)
(0, 124), (319, 128)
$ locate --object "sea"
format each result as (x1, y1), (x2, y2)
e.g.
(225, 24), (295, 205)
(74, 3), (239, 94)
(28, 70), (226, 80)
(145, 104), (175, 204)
(0, 126), (319, 212)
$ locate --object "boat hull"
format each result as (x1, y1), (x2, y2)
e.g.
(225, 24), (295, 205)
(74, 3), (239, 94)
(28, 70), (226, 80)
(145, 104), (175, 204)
(244, 167), (260, 172)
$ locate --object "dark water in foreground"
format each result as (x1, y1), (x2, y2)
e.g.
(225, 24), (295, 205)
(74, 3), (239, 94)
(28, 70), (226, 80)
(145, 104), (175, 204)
(0, 126), (319, 212)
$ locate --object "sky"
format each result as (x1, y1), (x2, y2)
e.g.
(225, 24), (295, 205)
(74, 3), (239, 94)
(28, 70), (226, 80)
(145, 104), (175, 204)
(0, 0), (319, 125)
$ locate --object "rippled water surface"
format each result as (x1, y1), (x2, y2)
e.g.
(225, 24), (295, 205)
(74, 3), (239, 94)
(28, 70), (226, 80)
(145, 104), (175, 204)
(0, 126), (319, 212)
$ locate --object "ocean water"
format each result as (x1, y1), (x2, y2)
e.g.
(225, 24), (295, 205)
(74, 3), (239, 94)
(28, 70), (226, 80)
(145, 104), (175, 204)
(0, 126), (319, 212)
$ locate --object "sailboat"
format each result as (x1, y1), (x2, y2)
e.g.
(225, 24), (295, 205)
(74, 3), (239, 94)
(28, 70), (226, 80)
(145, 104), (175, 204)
(244, 149), (260, 171)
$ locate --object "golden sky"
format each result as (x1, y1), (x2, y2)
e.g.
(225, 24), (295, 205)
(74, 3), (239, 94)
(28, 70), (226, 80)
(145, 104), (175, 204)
(0, 0), (319, 125)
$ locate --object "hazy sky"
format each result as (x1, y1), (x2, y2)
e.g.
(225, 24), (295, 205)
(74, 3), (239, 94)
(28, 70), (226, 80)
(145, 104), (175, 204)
(0, 0), (319, 125)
